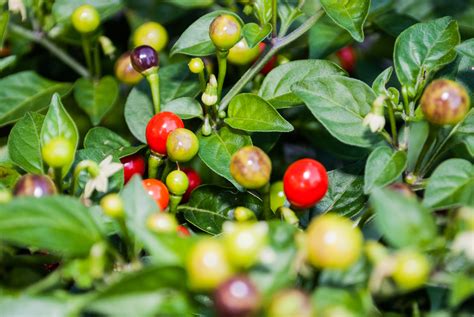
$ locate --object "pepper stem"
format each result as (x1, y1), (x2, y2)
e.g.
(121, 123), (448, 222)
(216, 49), (229, 102)
(145, 68), (160, 114)
(148, 153), (164, 179)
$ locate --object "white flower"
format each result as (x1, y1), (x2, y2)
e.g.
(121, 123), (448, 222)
(9, 0), (26, 21)
(201, 74), (218, 106)
(363, 113), (386, 133)
(84, 155), (123, 199)
(451, 231), (474, 261)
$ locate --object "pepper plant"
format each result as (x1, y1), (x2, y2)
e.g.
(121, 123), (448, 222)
(0, 0), (473, 316)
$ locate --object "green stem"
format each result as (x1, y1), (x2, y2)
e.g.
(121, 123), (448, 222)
(82, 36), (94, 76)
(272, 0), (278, 37)
(260, 183), (272, 220)
(146, 70), (160, 114)
(148, 153), (164, 179)
(216, 49), (228, 102)
(53, 167), (62, 192)
(402, 86), (411, 117)
(118, 219), (134, 262)
(93, 43), (102, 78)
(199, 71), (206, 92)
(218, 11), (324, 112)
(169, 194), (182, 214)
(8, 23), (90, 78)
(25, 269), (62, 295)
(386, 100), (398, 146)
(380, 130), (393, 145)
(160, 159), (174, 182)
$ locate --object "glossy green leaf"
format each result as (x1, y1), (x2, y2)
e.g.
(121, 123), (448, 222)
(370, 187), (437, 249)
(7, 112), (45, 174)
(160, 63), (201, 104)
(253, 0), (273, 26)
(453, 109), (474, 158)
(278, 0), (303, 35)
(394, 17), (460, 89)
(0, 196), (104, 257)
(40, 93), (79, 177)
(319, 257), (369, 288)
(309, 15), (352, 59)
(0, 163), (21, 189)
(73, 76), (119, 126)
(86, 265), (191, 316)
(312, 163), (366, 217)
(292, 76), (383, 148)
(242, 23), (272, 48)
(372, 13), (418, 37)
(179, 185), (263, 234)
(121, 176), (190, 264)
(456, 38), (474, 59)
(0, 71), (71, 126)
(171, 11), (243, 56)
(364, 146), (407, 194)
(197, 126), (252, 190)
(312, 287), (374, 317)
(52, 0), (122, 25)
(124, 86), (153, 144)
(403, 121), (429, 172)
(225, 94), (293, 132)
(84, 127), (145, 159)
(423, 159), (474, 210)
(449, 273), (474, 308)
(259, 60), (345, 108)
(372, 66), (393, 95)
(320, 0), (370, 42)
(162, 97), (203, 120)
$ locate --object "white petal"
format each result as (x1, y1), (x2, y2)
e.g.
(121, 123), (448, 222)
(100, 155), (113, 168)
(95, 176), (109, 193)
(84, 180), (96, 198)
(103, 162), (123, 178)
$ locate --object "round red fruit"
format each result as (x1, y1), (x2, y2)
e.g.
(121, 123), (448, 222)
(178, 225), (191, 237)
(182, 168), (202, 202)
(120, 154), (145, 184)
(336, 46), (356, 73)
(142, 178), (169, 210)
(283, 159), (328, 208)
(145, 112), (184, 155)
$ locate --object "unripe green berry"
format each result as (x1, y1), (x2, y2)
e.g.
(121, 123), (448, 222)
(421, 79), (470, 125)
(146, 212), (178, 233)
(166, 170), (189, 196)
(188, 58), (205, 74)
(392, 250), (430, 290)
(166, 128), (199, 163)
(42, 137), (74, 168)
(234, 206), (257, 222)
(267, 289), (313, 317)
(100, 193), (124, 218)
(0, 188), (12, 204)
(230, 146), (271, 189)
(71, 5), (100, 34)
(209, 14), (242, 50)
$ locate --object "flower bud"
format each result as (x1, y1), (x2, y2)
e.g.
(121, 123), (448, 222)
(421, 79), (470, 125)
(201, 74), (218, 106)
(99, 36), (116, 58)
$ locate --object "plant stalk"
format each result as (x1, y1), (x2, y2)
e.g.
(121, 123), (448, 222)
(9, 23), (90, 78)
(216, 49), (229, 102)
(386, 100), (398, 146)
(81, 36), (94, 76)
(272, 0), (278, 36)
(218, 11), (323, 112)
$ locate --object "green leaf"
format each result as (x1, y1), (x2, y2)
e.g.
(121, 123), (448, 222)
(0, 55), (18, 73)
(370, 187), (437, 249)
(319, 257), (369, 287)
(372, 66), (393, 95)
(259, 60), (346, 108)
(86, 265), (191, 316)
(364, 146), (407, 194)
(160, 62), (201, 104)
(0, 71), (71, 126)
(404, 121), (430, 172)
(73, 76), (119, 126)
(249, 221), (298, 298)
(372, 12), (418, 37)
(52, 0), (122, 25)
(423, 159), (474, 210)
(312, 287), (374, 317)
(40, 93), (79, 177)
(124, 86), (153, 144)
(312, 163), (367, 217)
(292, 75), (383, 148)
(7, 112), (45, 174)
(0, 163), (21, 188)
(197, 126), (252, 190)
(456, 38), (474, 59)
(84, 127), (145, 159)
(253, 0), (273, 26)
(453, 109), (474, 158)
(394, 17), (460, 89)
(320, 0), (370, 42)
(121, 176), (189, 264)
(0, 12), (9, 49)
(225, 94), (293, 132)
(171, 11), (243, 56)
(179, 185), (263, 235)
(0, 196), (104, 257)
(0, 296), (71, 317)
(309, 15), (352, 59)
(162, 97), (203, 120)
(164, 0), (213, 8)
(242, 23), (272, 48)
(449, 273), (474, 308)
(278, 0), (303, 34)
